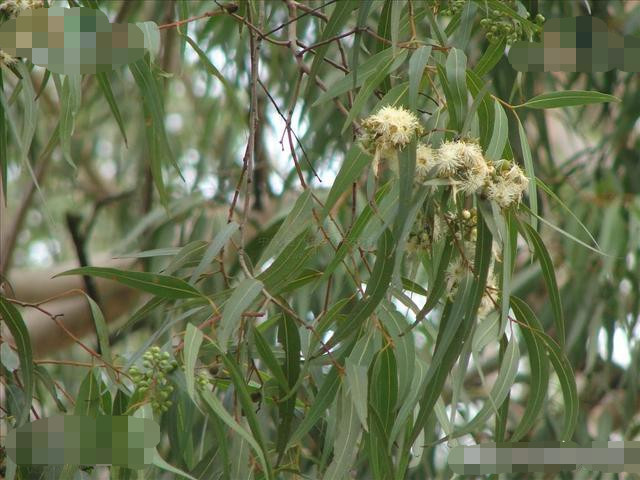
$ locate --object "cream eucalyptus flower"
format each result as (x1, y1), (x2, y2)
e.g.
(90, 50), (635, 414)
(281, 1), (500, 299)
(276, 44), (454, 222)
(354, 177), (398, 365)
(361, 105), (422, 152)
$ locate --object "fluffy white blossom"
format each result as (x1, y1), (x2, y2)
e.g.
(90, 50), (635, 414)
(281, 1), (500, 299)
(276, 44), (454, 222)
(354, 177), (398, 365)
(361, 105), (422, 152)
(486, 162), (529, 208)
(434, 140), (464, 176)
(415, 143), (437, 181)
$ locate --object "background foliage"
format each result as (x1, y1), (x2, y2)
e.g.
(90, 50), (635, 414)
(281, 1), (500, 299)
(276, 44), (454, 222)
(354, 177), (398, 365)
(1, 0), (639, 479)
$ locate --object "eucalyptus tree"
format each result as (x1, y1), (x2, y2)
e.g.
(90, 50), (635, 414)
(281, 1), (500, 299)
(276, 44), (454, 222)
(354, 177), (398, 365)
(1, 1), (639, 479)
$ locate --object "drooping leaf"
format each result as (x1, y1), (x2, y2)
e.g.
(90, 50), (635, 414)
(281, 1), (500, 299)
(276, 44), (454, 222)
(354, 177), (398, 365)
(0, 298), (33, 426)
(516, 115), (538, 228)
(408, 46), (432, 111)
(58, 73), (82, 168)
(56, 267), (201, 299)
(218, 278), (263, 349)
(183, 323), (203, 403)
(485, 99), (508, 161)
(258, 190), (313, 268)
(444, 47), (468, 131)
(276, 310), (301, 460)
(322, 145), (372, 217)
(305, 0), (358, 99)
(474, 35), (507, 77)
(449, 337), (519, 438)
(520, 221), (565, 346)
(96, 72), (128, 147)
(314, 48), (401, 106)
(510, 303), (550, 442)
(510, 296), (578, 441)
(341, 49), (409, 133)
(323, 386), (362, 480)
(515, 90), (620, 109)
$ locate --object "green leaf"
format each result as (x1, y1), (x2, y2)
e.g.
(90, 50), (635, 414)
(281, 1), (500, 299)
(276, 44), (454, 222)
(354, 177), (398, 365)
(217, 349), (273, 479)
(251, 325), (289, 392)
(515, 90), (620, 109)
(129, 57), (181, 203)
(96, 72), (128, 147)
(485, 99), (508, 161)
(472, 313), (500, 352)
(450, 337), (519, 438)
(474, 35), (506, 77)
(314, 48), (399, 105)
(276, 311), (301, 460)
(0, 342), (19, 371)
(218, 278), (263, 349)
(0, 298), (33, 426)
(345, 329), (380, 430)
(82, 294), (114, 381)
(516, 115), (538, 228)
(199, 389), (266, 475)
(56, 267), (201, 299)
(15, 61), (36, 167)
(163, 240), (208, 275)
(258, 190), (313, 268)
(190, 222), (239, 284)
(321, 177), (392, 280)
(510, 296), (578, 441)
(136, 21), (161, 60)
(59, 73), (82, 168)
(445, 47), (468, 131)
(152, 450), (198, 480)
(370, 345), (398, 437)
(289, 365), (341, 445)
(74, 369), (102, 416)
(183, 35), (230, 90)
(521, 221), (565, 346)
(409, 46), (432, 110)
(460, 78), (491, 138)
(510, 304), (550, 442)
(449, 1), (477, 49)
(323, 386), (362, 480)
(322, 144), (372, 217)
(466, 69), (495, 150)
(305, 0), (358, 99)
(341, 50), (409, 133)
(184, 323), (203, 402)
(34, 365), (67, 413)
(331, 229), (396, 345)
(378, 302), (414, 405)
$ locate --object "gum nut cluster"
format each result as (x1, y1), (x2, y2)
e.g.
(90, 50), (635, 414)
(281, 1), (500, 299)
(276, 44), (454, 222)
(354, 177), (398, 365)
(416, 139), (528, 208)
(360, 105), (422, 156)
(479, 0), (544, 45)
(440, 0), (467, 16)
(128, 346), (177, 413)
(195, 370), (212, 391)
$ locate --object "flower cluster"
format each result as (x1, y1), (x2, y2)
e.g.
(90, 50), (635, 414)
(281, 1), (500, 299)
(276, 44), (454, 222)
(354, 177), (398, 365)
(128, 347), (177, 414)
(416, 139), (528, 208)
(360, 106), (422, 174)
